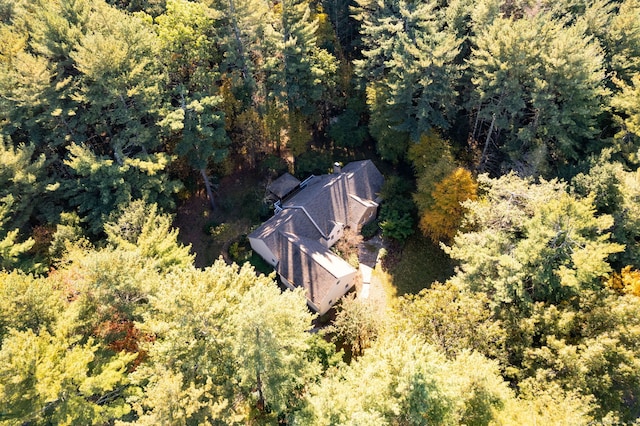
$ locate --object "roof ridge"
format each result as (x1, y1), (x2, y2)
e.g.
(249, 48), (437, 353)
(281, 205), (329, 239)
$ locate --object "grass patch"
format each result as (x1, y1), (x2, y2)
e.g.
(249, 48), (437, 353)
(248, 251), (275, 276)
(388, 233), (454, 296)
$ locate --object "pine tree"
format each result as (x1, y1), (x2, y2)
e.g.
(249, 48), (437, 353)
(353, 0), (461, 161)
(0, 320), (135, 424)
(0, 138), (54, 269)
(227, 279), (318, 414)
(397, 282), (505, 359)
(468, 14), (607, 174)
(0, 270), (64, 342)
(447, 173), (623, 308)
(156, 0), (221, 94)
(159, 95), (229, 210)
(104, 200), (194, 271)
(0, 196), (33, 270)
(63, 143), (180, 235)
(611, 73), (640, 161)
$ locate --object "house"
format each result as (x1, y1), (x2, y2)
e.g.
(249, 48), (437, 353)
(249, 160), (384, 314)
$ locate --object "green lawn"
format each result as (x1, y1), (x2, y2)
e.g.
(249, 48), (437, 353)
(388, 233), (455, 296)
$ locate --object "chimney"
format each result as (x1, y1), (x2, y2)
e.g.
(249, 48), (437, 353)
(333, 162), (342, 174)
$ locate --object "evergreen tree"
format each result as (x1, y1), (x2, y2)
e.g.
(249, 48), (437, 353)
(1, 0), (181, 237)
(155, 0), (221, 94)
(397, 282), (505, 360)
(228, 279), (318, 415)
(124, 262), (243, 424)
(448, 174), (622, 307)
(611, 73), (640, 162)
(63, 143), (179, 235)
(0, 270), (64, 342)
(128, 261), (318, 422)
(159, 95), (229, 210)
(468, 13), (607, 175)
(104, 200), (194, 271)
(0, 327), (135, 425)
(299, 334), (513, 425)
(353, 0), (461, 161)
(2, 0), (164, 157)
(0, 137), (54, 231)
(572, 152), (640, 268)
(0, 200), (34, 270)
(0, 137), (55, 269)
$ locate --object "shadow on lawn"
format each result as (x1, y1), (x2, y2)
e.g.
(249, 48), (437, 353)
(385, 233), (455, 296)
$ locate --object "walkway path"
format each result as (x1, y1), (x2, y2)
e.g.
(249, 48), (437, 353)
(357, 234), (389, 310)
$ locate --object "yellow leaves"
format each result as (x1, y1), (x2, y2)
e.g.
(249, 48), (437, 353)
(612, 74), (640, 138)
(408, 131), (455, 174)
(419, 168), (478, 243)
(607, 266), (640, 297)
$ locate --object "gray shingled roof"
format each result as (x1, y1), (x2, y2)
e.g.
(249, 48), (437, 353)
(267, 173), (300, 199)
(343, 160), (385, 202)
(250, 160), (383, 243)
(276, 233), (355, 305)
(283, 174), (349, 237)
(249, 160), (384, 307)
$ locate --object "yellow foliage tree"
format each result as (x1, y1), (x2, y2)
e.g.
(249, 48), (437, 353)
(419, 168), (477, 243)
(607, 265), (640, 297)
(409, 131), (456, 213)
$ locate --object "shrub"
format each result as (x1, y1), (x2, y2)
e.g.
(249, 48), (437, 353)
(361, 220), (379, 240)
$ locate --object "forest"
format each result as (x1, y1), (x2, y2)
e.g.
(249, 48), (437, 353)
(1, 0), (640, 424)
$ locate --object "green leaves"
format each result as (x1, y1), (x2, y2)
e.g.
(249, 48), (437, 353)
(469, 14), (607, 173)
(354, 0), (462, 160)
(448, 173), (622, 307)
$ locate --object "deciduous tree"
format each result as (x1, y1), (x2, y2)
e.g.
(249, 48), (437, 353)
(419, 168), (477, 243)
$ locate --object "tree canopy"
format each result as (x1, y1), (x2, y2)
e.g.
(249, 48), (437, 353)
(1, 0), (640, 423)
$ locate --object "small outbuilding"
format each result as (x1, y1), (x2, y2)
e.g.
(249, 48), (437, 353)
(267, 172), (301, 200)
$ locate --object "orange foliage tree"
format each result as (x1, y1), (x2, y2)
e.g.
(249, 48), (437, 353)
(607, 265), (640, 297)
(419, 168), (477, 243)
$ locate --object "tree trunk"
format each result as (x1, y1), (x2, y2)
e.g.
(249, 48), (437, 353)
(479, 113), (496, 171)
(255, 327), (266, 411)
(228, 0), (250, 80)
(471, 102), (482, 142)
(200, 168), (216, 211)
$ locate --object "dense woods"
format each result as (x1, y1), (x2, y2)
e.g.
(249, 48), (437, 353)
(1, 0), (640, 424)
